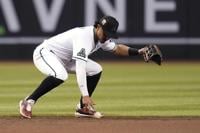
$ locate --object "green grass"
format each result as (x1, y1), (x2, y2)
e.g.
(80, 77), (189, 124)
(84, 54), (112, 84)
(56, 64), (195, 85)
(0, 61), (200, 117)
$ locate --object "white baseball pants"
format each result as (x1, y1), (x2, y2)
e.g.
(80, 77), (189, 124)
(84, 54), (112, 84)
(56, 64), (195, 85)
(33, 45), (102, 81)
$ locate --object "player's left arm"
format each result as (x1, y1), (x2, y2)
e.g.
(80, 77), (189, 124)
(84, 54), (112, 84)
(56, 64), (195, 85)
(112, 44), (144, 56)
(112, 44), (163, 65)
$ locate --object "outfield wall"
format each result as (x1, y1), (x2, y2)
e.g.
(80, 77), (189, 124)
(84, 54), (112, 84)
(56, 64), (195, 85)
(0, 0), (200, 60)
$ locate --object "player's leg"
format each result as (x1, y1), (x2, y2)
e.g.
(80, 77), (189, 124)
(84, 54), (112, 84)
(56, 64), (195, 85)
(26, 48), (68, 101)
(19, 46), (68, 118)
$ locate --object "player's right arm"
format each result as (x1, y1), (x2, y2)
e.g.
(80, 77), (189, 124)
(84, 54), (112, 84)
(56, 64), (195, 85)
(72, 32), (94, 106)
(75, 59), (94, 106)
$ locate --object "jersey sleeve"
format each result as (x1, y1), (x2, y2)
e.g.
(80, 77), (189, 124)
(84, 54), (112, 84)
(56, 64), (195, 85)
(101, 39), (116, 52)
(72, 37), (89, 62)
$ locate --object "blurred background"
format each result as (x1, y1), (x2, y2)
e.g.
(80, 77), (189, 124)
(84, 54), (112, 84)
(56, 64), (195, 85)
(0, 0), (200, 117)
(0, 0), (200, 61)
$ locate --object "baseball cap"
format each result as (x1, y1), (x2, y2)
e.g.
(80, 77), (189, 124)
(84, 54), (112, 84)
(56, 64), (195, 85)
(98, 16), (119, 39)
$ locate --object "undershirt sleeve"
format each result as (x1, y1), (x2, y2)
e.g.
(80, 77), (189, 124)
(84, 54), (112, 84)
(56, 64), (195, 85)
(75, 59), (89, 96)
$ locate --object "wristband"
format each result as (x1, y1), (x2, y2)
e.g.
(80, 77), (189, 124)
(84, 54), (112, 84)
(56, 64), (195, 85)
(128, 48), (139, 56)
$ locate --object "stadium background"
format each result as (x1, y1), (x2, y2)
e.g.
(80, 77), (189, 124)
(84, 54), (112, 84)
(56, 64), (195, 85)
(0, 1), (200, 132)
(0, 0), (200, 60)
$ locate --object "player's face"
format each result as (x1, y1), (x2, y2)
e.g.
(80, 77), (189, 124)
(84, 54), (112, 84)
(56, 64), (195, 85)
(96, 26), (109, 43)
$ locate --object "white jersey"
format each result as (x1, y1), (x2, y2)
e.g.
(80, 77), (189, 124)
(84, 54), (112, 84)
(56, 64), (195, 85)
(41, 26), (116, 62)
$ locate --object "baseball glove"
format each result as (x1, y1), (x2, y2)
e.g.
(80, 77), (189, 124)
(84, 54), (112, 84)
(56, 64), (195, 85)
(142, 45), (163, 65)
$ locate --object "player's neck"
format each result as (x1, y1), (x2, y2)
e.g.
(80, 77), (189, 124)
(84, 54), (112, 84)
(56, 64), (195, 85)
(93, 27), (98, 44)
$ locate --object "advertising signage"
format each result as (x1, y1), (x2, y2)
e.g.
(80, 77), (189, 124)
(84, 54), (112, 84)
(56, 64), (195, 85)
(0, 0), (200, 45)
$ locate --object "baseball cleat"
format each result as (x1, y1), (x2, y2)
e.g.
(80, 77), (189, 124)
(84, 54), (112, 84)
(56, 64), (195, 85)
(75, 110), (103, 119)
(74, 105), (103, 119)
(19, 100), (34, 119)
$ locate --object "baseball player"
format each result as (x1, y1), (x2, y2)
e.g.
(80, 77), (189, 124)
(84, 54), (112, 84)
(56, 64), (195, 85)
(19, 16), (160, 119)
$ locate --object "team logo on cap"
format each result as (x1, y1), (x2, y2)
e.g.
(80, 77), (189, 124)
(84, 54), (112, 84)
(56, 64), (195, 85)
(102, 19), (107, 25)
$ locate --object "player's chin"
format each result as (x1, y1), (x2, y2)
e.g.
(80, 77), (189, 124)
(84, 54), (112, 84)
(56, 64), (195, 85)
(100, 38), (107, 43)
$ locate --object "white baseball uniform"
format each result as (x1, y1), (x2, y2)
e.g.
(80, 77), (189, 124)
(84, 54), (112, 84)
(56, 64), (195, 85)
(33, 26), (116, 96)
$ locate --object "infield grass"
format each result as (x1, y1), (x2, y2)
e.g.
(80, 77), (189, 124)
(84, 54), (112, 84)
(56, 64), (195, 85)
(0, 61), (200, 117)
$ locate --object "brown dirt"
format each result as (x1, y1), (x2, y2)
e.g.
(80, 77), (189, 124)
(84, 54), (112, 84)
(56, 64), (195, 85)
(1, 117), (200, 133)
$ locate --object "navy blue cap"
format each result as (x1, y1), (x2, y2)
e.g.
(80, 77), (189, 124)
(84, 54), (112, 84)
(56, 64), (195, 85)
(99, 16), (119, 39)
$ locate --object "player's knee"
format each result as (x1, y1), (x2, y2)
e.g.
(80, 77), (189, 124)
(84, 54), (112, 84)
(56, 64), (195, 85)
(51, 71), (68, 81)
(57, 73), (68, 81)
(88, 63), (103, 76)
(95, 63), (103, 74)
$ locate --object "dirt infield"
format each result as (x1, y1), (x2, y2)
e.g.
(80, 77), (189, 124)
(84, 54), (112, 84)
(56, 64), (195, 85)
(1, 117), (200, 133)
